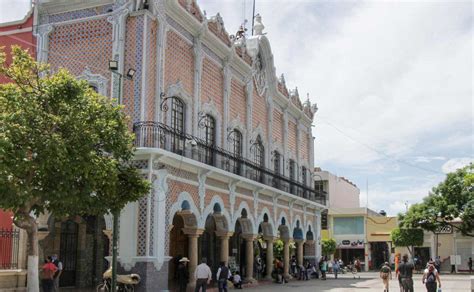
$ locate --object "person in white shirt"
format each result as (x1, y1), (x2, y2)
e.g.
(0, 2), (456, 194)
(422, 262), (441, 292)
(232, 272), (242, 289)
(194, 259), (212, 292)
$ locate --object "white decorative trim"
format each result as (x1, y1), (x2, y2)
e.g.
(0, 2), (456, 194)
(199, 99), (222, 147)
(277, 210), (289, 227)
(165, 80), (193, 133)
(232, 201), (256, 234)
(0, 27), (32, 36)
(256, 207), (277, 236)
(292, 214), (303, 232)
(78, 67), (108, 96)
(193, 36), (204, 136)
(151, 169), (168, 270)
(227, 117), (247, 156)
(107, 7), (129, 101)
(34, 24), (54, 63)
(199, 195), (231, 231)
(197, 170), (209, 214)
(168, 191), (201, 225)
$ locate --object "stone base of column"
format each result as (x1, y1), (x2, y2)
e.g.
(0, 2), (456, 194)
(117, 260), (170, 292)
(244, 277), (256, 283)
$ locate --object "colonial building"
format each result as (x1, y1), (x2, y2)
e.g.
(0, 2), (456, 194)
(32, 0), (326, 290)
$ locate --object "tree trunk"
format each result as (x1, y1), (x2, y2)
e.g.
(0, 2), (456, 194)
(14, 213), (40, 292)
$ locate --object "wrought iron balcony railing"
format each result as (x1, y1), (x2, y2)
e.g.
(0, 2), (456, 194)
(133, 121), (326, 205)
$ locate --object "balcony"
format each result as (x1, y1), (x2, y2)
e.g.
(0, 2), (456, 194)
(133, 121), (326, 205)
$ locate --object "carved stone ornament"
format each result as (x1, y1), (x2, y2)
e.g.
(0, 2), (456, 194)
(253, 52), (266, 96)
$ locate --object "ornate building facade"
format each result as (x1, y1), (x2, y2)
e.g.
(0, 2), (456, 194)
(34, 0), (326, 290)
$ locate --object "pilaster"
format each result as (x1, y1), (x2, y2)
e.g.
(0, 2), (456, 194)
(192, 36), (203, 137)
(245, 78), (254, 156)
(107, 7), (129, 101)
(282, 109), (289, 176)
(34, 24), (54, 64)
(222, 58), (232, 148)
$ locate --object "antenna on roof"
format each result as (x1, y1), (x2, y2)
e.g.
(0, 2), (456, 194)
(251, 0), (256, 35)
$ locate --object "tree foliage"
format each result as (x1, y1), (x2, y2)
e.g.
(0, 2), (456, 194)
(321, 238), (336, 256)
(0, 47), (150, 291)
(391, 228), (424, 257)
(398, 165), (474, 237)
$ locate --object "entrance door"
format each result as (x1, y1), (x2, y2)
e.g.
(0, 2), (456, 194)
(59, 220), (78, 287)
(371, 242), (389, 269)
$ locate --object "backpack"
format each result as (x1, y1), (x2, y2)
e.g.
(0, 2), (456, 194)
(426, 272), (436, 283)
(219, 266), (229, 280)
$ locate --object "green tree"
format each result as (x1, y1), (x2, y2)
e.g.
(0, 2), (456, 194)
(399, 165), (474, 237)
(0, 47), (150, 292)
(321, 238), (336, 256)
(390, 228), (424, 257)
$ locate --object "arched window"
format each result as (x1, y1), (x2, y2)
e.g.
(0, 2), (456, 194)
(170, 97), (185, 154)
(272, 151), (281, 188)
(202, 115), (215, 165)
(89, 84), (99, 93)
(252, 136), (264, 182)
(229, 129), (243, 174)
(289, 159), (296, 194)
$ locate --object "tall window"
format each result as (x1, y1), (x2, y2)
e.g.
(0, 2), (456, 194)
(301, 166), (307, 186)
(272, 151), (281, 188)
(170, 98), (185, 154)
(252, 136), (264, 182)
(202, 115), (216, 165)
(229, 129), (243, 174)
(289, 159), (296, 194)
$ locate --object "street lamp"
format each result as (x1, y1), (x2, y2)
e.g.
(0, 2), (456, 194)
(108, 61), (135, 292)
(109, 60), (135, 104)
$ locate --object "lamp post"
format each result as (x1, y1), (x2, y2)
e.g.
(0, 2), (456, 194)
(108, 60), (135, 292)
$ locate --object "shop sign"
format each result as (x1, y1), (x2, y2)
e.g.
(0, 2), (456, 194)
(337, 239), (364, 248)
(435, 225), (453, 234)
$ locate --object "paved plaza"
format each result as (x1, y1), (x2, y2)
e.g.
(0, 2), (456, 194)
(246, 272), (471, 292)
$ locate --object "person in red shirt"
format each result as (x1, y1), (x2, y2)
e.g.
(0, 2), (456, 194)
(42, 257), (57, 292)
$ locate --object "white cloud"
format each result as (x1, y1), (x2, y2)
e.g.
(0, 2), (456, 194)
(441, 157), (473, 173)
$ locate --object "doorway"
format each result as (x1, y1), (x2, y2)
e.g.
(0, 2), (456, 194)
(59, 220), (78, 287)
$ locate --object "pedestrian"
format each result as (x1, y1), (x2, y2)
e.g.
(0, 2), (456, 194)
(177, 257), (190, 292)
(216, 261), (231, 292)
(298, 263), (306, 280)
(320, 257), (327, 280)
(304, 261), (311, 280)
(291, 256), (297, 276)
(194, 259), (212, 292)
(380, 261), (392, 292)
(42, 257), (57, 292)
(396, 254), (414, 292)
(468, 257), (472, 274)
(434, 256), (441, 273)
(51, 254), (62, 292)
(232, 271), (242, 289)
(333, 258), (340, 279)
(422, 262), (441, 292)
(354, 258), (361, 272)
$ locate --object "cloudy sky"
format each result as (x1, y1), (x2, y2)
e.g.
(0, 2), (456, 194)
(2, 0), (472, 215)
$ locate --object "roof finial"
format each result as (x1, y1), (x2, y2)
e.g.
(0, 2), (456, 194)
(253, 14), (264, 35)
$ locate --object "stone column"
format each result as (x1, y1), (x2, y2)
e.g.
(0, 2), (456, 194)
(283, 239), (290, 279)
(295, 239), (305, 266)
(264, 237), (274, 280)
(243, 235), (255, 282)
(183, 228), (203, 283)
(217, 232), (233, 265)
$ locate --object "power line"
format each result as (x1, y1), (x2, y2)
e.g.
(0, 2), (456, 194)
(317, 119), (444, 175)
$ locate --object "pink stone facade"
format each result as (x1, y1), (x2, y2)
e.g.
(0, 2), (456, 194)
(36, 0), (324, 290)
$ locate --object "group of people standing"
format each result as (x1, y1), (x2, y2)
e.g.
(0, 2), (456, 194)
(175, 258), (242, 292)
(379, 254), (442, 292)
(41, 254), (63, 292)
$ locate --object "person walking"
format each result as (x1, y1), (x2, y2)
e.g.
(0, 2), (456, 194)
(176, 257), (190, 292)
(434, 256), (441, 273)
(333, 259), (340, 279)
(422, 262), (441, 292)
(194, 259), (212, 292)
(51, 254), (62, 292)
(42, 257), (57, 292)
(380, 262), (392, 292)
(468, 257), (472, 274)
(396, 254), (414, 292)
(216, 261), (231, 292)
(320, 257), (327, 280)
